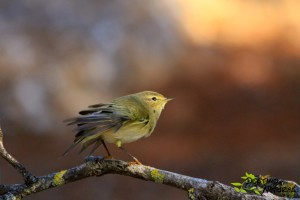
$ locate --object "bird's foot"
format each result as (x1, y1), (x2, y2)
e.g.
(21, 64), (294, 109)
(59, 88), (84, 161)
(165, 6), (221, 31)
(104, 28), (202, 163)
(128, 158), (143, 165)
(104, 155), (113, 160)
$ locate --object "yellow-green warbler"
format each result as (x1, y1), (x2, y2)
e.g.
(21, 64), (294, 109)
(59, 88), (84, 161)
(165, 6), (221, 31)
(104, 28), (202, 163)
(64, 91), (172, 164)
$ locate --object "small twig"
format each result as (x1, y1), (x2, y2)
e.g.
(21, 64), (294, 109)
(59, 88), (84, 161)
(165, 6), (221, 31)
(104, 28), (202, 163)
(0, 127), (36, 185)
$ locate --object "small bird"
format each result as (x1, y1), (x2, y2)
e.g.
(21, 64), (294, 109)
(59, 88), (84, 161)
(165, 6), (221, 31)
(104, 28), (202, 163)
(64, 91), (172, 164)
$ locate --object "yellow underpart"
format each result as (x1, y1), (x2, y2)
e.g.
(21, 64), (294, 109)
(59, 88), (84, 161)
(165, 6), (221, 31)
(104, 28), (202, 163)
(53, 170), (67, 186)
(150, 169), (164, 183)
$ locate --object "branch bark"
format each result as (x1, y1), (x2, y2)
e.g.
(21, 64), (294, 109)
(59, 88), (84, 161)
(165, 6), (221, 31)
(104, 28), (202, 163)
(0, 127), (298, 200)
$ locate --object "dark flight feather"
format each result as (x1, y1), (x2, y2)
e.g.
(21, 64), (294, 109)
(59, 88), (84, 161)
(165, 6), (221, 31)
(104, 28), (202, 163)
(63, 103), (131, 155)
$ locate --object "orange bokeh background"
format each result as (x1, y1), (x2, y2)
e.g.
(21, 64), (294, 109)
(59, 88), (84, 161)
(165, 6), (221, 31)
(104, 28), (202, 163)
(0, 1), (300, 199)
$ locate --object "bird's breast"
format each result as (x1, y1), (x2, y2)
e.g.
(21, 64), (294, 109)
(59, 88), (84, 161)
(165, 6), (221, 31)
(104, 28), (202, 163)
(101, 121), (153, 144)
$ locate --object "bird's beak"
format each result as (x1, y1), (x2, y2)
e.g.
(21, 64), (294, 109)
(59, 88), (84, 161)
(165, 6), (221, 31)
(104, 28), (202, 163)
(165, 98), (174, 102)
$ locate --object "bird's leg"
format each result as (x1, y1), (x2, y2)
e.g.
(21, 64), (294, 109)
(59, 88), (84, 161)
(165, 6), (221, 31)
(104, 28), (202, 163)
(101, 140), (112, 159)
(115, 140), (142, 165)
(119, 146), (142, 165)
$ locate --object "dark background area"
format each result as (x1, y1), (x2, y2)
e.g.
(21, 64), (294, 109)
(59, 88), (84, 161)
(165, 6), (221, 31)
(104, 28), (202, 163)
(1, 0), (300, 199)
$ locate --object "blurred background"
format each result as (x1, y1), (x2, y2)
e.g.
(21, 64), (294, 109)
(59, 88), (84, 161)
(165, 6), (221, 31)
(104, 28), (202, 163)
(1, 0), (300, 199)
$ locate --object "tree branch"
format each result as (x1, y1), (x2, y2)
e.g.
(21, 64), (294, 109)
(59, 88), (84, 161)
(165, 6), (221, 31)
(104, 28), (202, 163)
(0, 127), (298, 200)
(0, 156), (282, 200)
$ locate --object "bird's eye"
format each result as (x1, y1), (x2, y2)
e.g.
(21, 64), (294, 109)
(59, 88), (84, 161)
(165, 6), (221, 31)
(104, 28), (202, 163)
(152, 97), (157, 101)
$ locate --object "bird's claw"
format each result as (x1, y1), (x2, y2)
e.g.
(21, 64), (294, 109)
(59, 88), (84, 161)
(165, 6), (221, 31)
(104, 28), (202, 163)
(129, 158), (143, 165)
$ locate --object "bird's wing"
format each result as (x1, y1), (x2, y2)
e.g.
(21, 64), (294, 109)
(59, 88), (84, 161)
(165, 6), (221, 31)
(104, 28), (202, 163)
(63, 98), (149, 155)
(65, 98), (149, 136)
(63, 103), (130, 155)
(65, 104), (130, 140)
